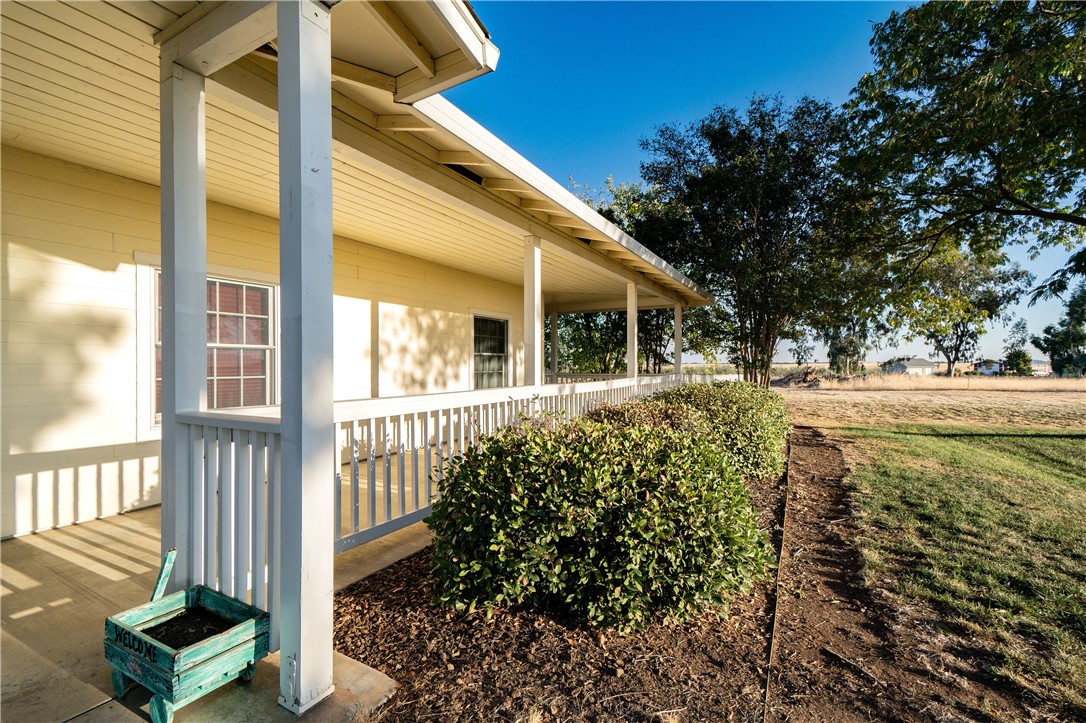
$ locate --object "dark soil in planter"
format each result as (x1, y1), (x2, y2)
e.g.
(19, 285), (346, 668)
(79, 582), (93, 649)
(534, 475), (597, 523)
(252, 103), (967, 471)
(143, 608), (236, 651)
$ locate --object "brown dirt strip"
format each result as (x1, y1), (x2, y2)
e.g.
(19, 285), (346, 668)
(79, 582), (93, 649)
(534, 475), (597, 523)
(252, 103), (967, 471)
(766, 428), (1033, 722)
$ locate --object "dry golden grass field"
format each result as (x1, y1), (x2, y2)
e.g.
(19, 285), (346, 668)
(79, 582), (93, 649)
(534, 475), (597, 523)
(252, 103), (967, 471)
(779, 379), (1085, 429)
(813, 373), (1083, 392)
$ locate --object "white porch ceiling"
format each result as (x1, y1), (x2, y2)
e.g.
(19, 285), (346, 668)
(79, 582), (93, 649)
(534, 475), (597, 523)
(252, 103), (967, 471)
(0, 0), (708, 312)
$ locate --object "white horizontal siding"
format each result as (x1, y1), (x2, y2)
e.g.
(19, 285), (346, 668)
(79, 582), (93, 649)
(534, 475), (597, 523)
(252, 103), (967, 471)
(2, 147), (526, 537)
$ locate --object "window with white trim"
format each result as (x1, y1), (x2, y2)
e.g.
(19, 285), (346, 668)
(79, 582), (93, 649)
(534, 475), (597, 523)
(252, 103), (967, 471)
(154, 272), (277, 416)
(473, 316), (508, 389)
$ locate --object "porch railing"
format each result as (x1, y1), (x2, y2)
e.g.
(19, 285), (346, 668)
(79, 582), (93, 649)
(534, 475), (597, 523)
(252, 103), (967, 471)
(172, 373), (735, 633)
(546, 372), (627, 383)
(175, 409), (281, 651)
(547, 372), (742, 384)
(331, 374), (689, 553)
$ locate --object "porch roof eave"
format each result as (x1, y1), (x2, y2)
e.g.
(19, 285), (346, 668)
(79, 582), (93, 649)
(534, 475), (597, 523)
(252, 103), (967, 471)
(150, 2), (707, 311)
(408, 95), (716, 309)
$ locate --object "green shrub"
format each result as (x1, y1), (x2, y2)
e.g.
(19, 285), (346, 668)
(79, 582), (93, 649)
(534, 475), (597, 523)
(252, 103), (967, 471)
(650, 382), (790, 480)
(427, 415), (773, 631)
(584, 397), (709, 433)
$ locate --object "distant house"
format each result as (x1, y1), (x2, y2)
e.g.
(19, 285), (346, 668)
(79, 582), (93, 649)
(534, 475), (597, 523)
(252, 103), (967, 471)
(889, 358), (938, 376)
(1032, 360), (1053, 376)
(974, 359), (1053, 376)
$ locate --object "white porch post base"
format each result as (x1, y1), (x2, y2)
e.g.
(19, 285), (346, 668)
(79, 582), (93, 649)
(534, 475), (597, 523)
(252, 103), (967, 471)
(277, 0), (335, 713)
(674, 304), (683, 375)
(626, 282), (638, 379)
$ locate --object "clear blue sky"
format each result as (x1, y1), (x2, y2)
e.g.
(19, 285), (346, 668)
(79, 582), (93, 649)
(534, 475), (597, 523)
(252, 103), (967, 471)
(445, 1), (1070, 363)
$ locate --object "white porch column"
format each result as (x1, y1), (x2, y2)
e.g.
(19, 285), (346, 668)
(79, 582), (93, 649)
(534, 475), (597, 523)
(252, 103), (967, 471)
(674, 304), (683, 375)
(524, 235), (543, 386)
(277, 0), (335, 713)
(549, 311), (558, 381)
(159, 61), (207, 589)
(626, 282), (638, 379)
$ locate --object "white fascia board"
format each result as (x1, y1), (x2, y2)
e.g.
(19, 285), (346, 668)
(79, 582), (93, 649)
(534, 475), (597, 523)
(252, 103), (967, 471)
(425, 0), (496, 71)
(409, 95), (714, 306)
(390, 0), (499, 103)
(395, 49), (499, 104)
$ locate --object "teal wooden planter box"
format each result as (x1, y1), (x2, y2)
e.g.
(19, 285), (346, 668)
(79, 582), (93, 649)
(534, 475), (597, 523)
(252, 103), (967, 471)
(103, 552), (270, 723)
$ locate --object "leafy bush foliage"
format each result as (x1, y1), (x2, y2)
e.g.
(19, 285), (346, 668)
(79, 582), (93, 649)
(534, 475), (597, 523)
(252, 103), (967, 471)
(428, 412), (773, 631)
(584, 397), (709, 433)
(650, 382), (790, 480)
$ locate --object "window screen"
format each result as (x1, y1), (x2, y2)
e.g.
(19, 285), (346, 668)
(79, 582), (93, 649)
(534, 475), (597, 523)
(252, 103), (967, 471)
(473, 316), (508, 389)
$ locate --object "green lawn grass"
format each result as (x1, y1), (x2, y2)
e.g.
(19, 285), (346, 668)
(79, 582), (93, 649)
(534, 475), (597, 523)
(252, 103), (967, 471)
(845, 424), (1086, 716)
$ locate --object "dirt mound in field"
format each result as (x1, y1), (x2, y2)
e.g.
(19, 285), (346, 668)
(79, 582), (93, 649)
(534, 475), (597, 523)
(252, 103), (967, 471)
(773, 366), (824, 388)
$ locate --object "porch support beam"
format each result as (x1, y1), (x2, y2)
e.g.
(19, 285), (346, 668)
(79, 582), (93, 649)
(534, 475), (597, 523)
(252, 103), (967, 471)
(158, 1), (276, 80)
(627, 282), (638, 379)
(549, 311), (558, 381)
(674, 304), (683, 375)
(276, 0), (335, 714)
(523, 235), (543, 386)
(547, 298), (683, 315)
(160, 60), (208, 590)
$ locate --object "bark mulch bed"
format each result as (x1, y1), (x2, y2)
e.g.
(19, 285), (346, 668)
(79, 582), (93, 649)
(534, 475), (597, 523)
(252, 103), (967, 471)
(334, 429), (1036, 722)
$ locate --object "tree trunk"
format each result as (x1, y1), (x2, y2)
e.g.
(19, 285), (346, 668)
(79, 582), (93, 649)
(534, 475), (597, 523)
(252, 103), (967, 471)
(941, 350), (955, 377)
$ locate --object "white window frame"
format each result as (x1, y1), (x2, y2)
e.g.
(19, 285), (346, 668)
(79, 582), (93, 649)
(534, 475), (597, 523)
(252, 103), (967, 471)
(135, 253), (280, 439)
(469, 308), (512, 390)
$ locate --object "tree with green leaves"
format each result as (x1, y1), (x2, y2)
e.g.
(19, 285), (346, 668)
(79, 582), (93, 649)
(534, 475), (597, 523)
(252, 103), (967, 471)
(637, 95), (882, 385)
(822, 327), (869, 377)
(849, 1), (1086, 299)
(636, 309), (673, 374)
(573, 179), (683, 375)
(551, 312), (627, 375)
(1032, 282), (1086, 376)
(1002, 318), (1033, 375)
(806, 255), (895, 377)
(1003, 349), (1032, 376)
(903, 247), (1033, 376)
(789, 337), (814, 366)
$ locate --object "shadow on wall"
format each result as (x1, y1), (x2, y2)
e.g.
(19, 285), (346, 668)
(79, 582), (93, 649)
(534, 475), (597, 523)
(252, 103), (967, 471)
(378, 304), (472, 396)
(2, 241), (160, 537)
(4, 444), (161, 538)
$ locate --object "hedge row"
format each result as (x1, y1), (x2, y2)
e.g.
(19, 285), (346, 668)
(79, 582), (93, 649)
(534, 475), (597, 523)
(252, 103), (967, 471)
(648, 381), (791, 481)
(426, 382), (787, 630)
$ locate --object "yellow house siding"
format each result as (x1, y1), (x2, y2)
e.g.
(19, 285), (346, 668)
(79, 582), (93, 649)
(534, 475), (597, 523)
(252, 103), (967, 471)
(2, 146), (525, 537)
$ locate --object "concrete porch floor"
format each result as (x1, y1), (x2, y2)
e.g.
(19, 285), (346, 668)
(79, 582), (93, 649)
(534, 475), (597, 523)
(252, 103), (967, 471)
(1, 506), (432, 722)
